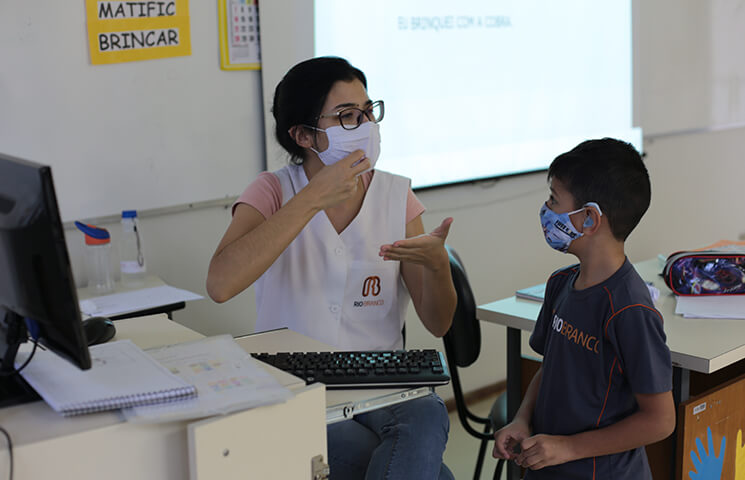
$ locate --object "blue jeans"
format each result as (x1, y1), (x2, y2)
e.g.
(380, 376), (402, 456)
(327, 393), (454, 480)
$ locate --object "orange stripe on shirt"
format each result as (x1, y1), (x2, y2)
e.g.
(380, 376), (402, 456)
(548, 270), (572, 281)
(603, 303), (663, 339)
(603, 286), (615, 314)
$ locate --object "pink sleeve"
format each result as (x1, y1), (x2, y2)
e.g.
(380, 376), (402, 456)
(232, 172), (282, 219)
(406, 188), (425, 224)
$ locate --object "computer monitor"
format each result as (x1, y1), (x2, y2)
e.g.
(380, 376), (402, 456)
(0, 152), (91, 407)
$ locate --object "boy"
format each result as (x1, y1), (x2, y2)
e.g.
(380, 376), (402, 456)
(493, 138), (675, 478)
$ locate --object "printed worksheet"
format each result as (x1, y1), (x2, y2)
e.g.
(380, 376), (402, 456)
(123, 335), (293, 423)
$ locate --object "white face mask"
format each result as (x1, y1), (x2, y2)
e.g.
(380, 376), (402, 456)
(310, 122), (381, 168)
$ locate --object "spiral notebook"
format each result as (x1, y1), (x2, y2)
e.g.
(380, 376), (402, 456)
(17, 339), (196, 416)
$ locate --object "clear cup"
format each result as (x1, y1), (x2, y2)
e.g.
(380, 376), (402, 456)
(75, 221), (115, 294)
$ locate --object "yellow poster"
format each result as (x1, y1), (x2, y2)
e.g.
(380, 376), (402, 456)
(86, 0), (191, 65)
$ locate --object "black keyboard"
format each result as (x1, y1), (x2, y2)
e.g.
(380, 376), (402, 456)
(251, 349), (450, 389)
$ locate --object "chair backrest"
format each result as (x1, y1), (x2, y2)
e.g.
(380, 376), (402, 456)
(443, 245), (482, 368)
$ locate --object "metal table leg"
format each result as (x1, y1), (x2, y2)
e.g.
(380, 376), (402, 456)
(506, 327), (522, 480)
(672, 366), (690, 404)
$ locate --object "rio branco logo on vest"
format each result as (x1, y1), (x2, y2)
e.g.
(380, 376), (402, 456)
(354, 276), (385, 307)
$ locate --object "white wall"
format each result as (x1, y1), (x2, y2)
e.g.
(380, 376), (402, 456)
(0, 1), (264, 222)
(21, 0), (745, 401)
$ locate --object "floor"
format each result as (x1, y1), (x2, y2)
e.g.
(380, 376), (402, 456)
(443, 392), (508, 480)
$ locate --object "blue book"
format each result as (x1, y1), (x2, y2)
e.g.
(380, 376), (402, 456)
(515, 283), (546, 302)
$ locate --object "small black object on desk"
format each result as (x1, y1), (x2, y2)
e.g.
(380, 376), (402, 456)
(82, 317), (116, 346)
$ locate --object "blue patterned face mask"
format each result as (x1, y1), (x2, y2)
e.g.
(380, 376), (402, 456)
(539, 202), (602, 253)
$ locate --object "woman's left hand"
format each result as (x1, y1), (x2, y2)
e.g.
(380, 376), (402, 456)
(379, 217), (453, 271)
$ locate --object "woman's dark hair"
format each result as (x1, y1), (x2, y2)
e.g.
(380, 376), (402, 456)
(272, 56), (367, 164)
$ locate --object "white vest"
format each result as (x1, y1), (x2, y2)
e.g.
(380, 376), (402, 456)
(254, 165), (411, 350)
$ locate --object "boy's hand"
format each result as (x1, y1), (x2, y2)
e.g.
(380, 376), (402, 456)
(514, 434), (575, 470)
(493, 419), (531, 460)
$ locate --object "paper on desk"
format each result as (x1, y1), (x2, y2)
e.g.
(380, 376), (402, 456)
(675, 295), (745, 319)
(123, 335), (294, 423)
(79, 285), (203, 317)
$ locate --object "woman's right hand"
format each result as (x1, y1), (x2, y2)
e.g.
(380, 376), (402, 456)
(493, 418), (532, 460)
(303, 150), (371, 210)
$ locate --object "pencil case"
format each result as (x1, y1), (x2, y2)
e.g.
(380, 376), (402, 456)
(663, 251), (745, 295)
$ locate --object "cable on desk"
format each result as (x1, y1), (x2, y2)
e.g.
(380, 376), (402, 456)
(0, 338), (38, 377)
(0, 425), (12, 480)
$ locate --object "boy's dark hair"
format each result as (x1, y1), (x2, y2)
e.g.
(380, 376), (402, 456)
(548, 138), (650, 241)
(272, 56), (367, 164)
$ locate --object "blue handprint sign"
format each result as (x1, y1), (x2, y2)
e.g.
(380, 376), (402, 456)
(689, 426), (726, 480)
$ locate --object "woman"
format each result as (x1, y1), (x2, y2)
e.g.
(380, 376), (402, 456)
(207, 56), (456, 480)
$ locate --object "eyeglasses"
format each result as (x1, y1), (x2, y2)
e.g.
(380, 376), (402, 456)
(317, 100), (385, 130)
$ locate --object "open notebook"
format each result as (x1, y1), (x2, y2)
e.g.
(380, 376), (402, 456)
(17, 339), (196, 416)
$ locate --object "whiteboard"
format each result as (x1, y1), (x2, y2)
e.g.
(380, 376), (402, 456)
(261, 0), (745, 164)
(0, 2), (264, 222)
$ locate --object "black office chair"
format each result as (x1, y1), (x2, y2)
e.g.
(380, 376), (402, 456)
(443, 245), (507, 480)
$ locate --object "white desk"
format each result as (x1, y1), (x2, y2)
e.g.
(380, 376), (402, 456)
(477, 258), (745, 480)
(0, 315), (327, 480)
(1, 316), (432, 479)
(77, 275), (193, 320)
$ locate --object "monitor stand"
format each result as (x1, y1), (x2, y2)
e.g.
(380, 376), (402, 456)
(0, 310), (41, 408)
(0, 374), (40, 408)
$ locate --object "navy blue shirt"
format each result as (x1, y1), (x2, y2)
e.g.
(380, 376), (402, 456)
(527, 259), (672, 480)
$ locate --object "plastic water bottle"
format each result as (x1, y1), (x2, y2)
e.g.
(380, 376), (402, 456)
(120, 210), (147, 286)
(74, 222), (115, 293)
